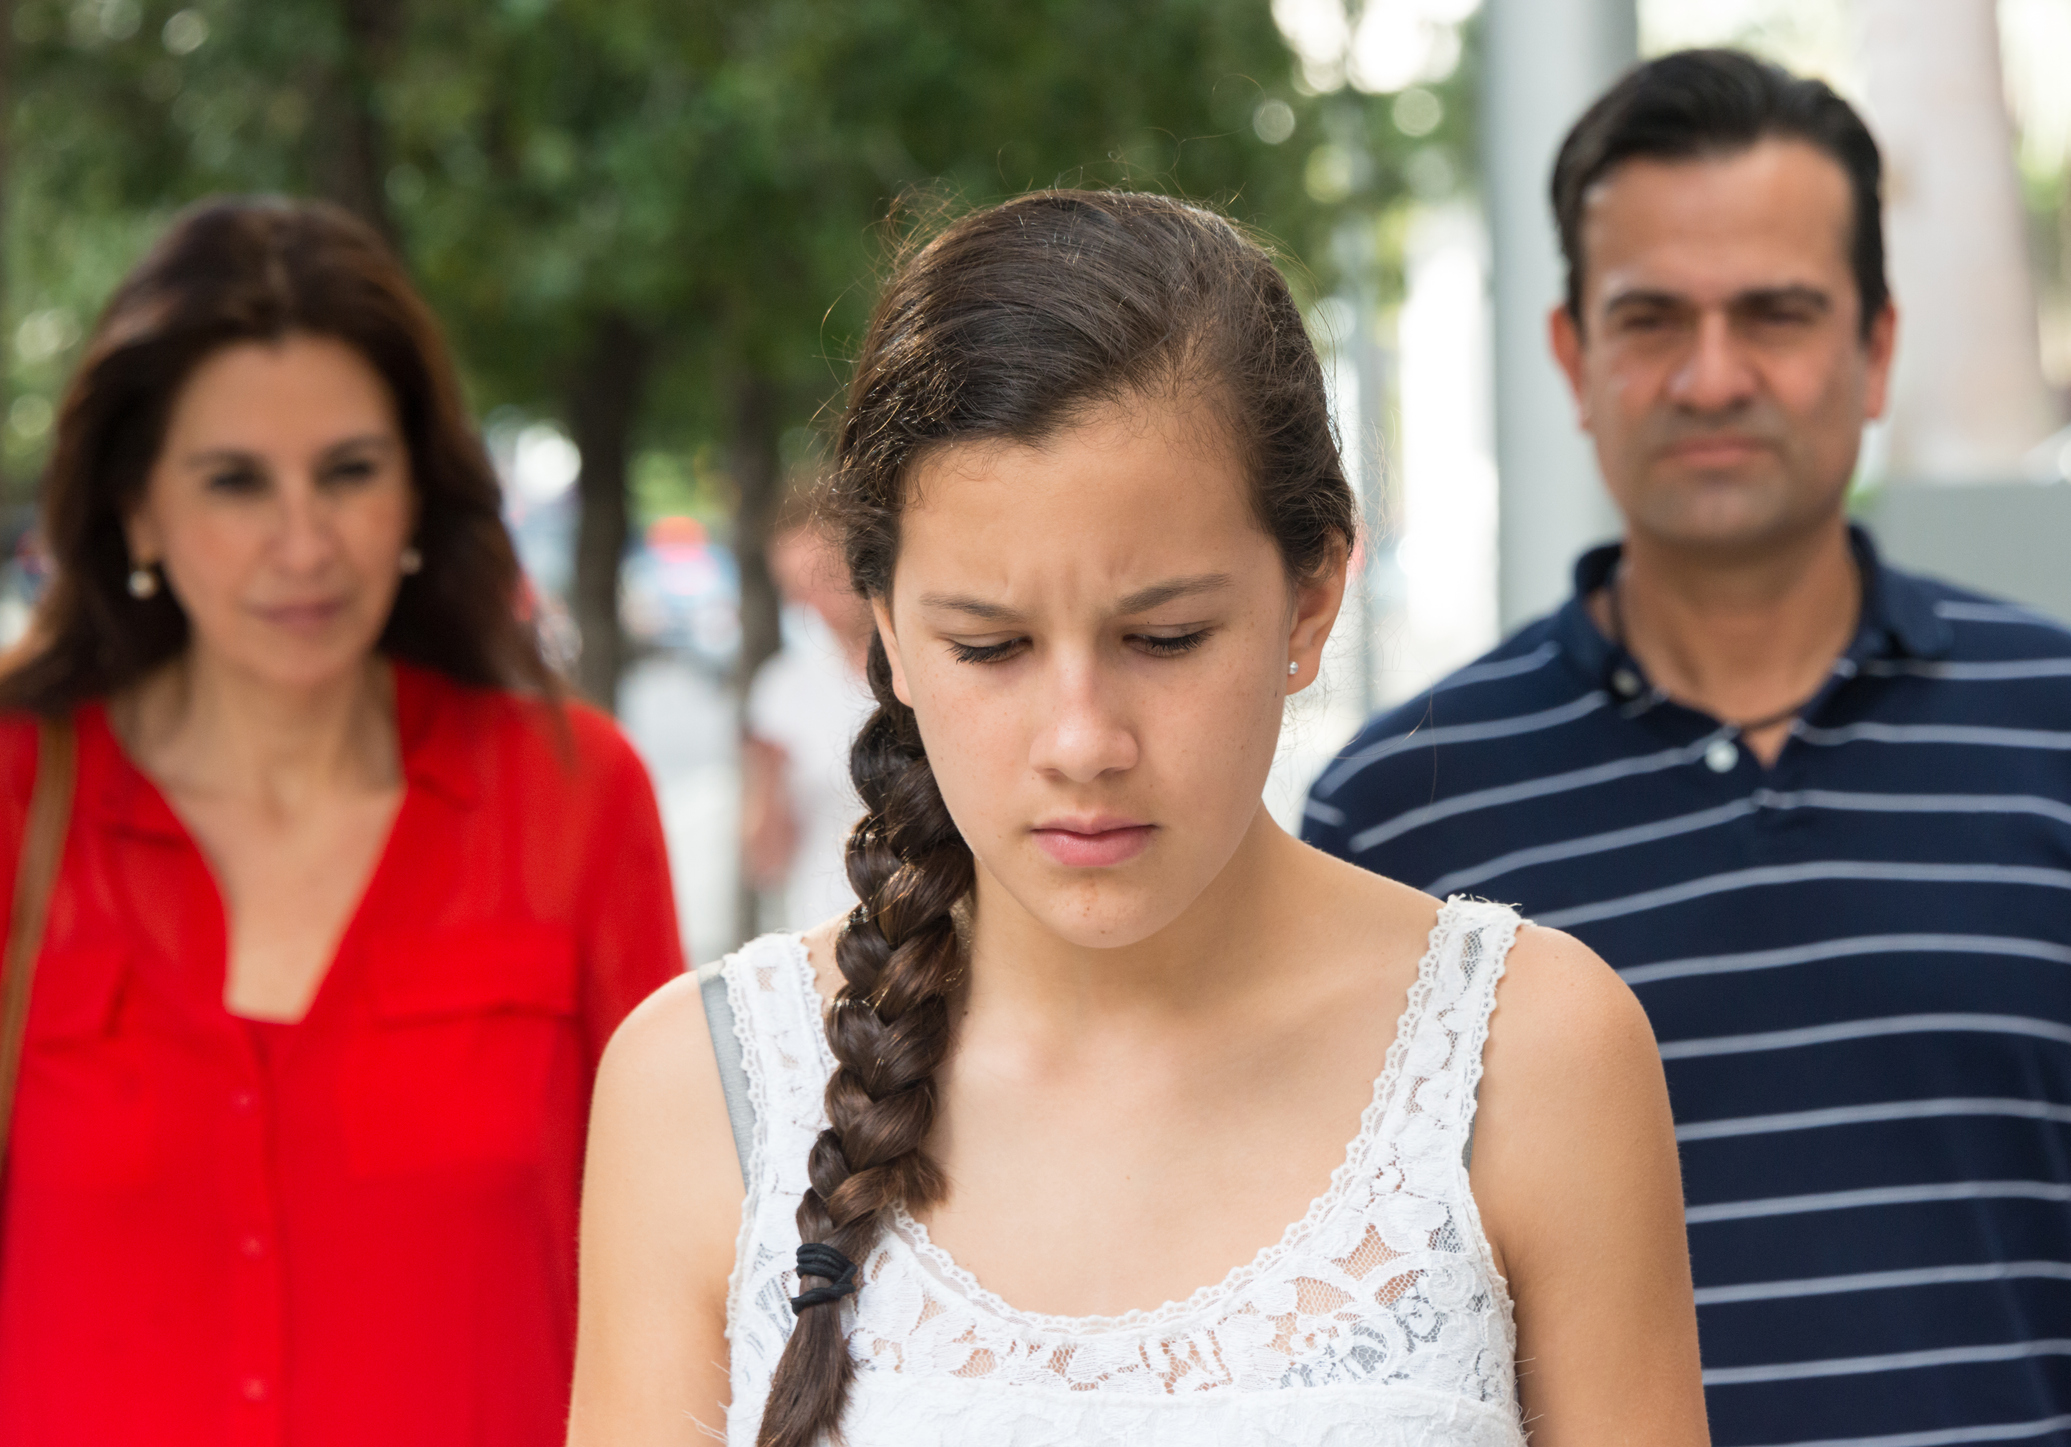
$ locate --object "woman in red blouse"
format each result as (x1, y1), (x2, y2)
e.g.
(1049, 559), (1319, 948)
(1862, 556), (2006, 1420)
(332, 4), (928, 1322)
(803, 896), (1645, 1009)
(0, 198), (684, 1445)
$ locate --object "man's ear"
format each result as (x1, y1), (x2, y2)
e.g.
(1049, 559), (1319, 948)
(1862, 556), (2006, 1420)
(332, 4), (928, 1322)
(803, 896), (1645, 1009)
(1861, 300), (1898, 421)
(1286, 538), (1350, 694)
(1548, 303), (1592, 430)
(870, 597), (912, 707)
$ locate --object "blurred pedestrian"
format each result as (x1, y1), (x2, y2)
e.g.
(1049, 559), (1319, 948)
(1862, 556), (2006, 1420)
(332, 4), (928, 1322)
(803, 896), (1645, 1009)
(0, 197), (684, 1446)
(1306, 49), (2071, 1444)
(741, 514), (873, 929)
(571, 190), (1705, 1447)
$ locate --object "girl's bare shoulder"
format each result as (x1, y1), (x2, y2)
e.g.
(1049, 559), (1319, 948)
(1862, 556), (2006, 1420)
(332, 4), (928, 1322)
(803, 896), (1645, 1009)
(589, 969), (745, 1230)
(1489, 923), (1655, 1080)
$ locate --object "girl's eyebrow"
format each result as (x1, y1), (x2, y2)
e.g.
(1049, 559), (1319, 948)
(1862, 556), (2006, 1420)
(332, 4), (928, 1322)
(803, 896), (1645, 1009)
(917, 592), (1021, 622)
(918, 573), (1235, 624)
(1116, 573), (1234, 613)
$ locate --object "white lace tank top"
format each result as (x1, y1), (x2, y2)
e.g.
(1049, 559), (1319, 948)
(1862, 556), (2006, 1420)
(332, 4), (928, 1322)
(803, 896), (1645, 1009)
(716, 896), (1527, 1446)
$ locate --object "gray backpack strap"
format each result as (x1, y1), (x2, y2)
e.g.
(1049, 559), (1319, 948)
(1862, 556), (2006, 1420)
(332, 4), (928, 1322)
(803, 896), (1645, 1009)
(696, 958), (755, 1187)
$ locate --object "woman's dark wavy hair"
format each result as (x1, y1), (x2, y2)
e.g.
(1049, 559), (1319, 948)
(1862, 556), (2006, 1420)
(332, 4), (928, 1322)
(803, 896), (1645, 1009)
(0, 195), (553, 715)
(759, 189), (1355, 1447)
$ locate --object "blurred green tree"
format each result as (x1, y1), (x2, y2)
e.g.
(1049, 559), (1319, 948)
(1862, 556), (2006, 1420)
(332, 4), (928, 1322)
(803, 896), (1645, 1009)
(379, 0), (1381, 708)
(3, 0), (412, 483)
(4, 0), (1476, 715)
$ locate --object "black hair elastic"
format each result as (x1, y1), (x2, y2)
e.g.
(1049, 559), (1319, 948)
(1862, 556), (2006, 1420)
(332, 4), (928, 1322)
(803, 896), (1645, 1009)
(789, 1242), (860, 1314)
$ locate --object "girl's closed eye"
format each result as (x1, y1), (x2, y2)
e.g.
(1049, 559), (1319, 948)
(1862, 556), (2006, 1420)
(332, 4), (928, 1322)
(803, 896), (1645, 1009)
(947, 637), (1027, 664)
(946, 629), (1212, 664)
(1131, 628), (1211, 657)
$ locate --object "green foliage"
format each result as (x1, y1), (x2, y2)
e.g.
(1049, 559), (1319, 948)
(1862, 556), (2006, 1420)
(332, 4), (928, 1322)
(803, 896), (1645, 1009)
(632, 446), (727, 526)
(4, 0), (1480, 498)
(6, 0), (356, 482)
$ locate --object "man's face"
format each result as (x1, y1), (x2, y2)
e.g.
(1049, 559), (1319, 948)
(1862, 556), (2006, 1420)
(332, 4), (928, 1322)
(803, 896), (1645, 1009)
(1550, 139), (1896, 560)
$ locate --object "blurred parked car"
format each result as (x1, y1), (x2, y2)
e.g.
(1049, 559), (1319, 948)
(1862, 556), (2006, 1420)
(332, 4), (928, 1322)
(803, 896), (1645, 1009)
(621, 515), (741, 675)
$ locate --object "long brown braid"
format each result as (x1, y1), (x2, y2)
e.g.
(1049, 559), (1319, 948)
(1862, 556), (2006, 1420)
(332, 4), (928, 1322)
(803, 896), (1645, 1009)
(756, 190), (1354, 1447)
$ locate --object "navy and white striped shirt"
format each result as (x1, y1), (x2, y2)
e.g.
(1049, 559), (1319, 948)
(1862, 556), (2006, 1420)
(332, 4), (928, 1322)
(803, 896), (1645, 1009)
(1305, 527), (2071, 1447)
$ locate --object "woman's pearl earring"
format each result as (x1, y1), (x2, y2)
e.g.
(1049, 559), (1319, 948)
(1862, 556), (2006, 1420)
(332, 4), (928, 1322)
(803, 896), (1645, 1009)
(126, 564), (159, 599)
(1288, 660), (1300, 677)
(399, 545), (423, 576)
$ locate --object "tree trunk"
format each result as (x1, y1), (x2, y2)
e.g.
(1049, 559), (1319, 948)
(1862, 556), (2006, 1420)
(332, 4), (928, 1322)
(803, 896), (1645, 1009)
(568, 315), (651, 710)
(315, 0), (405, 245)
(729, 376), (784, 942)
(731, 378), (785, 694)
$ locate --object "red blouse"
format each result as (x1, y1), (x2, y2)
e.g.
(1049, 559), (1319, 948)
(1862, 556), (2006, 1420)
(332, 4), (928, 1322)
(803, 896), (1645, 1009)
(0, 663), (685, 1446)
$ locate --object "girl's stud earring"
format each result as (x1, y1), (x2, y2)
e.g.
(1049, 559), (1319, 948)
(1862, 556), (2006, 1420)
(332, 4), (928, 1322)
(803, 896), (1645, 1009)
(127, 564), (159, 599)
(399, 545), (423, 576)
(1288, 660), (1300, 677)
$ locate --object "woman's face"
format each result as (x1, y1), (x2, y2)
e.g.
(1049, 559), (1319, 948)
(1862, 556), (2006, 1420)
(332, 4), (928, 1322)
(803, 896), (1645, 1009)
(126, 334), (416, 693)
(877, 395), (1344, 951)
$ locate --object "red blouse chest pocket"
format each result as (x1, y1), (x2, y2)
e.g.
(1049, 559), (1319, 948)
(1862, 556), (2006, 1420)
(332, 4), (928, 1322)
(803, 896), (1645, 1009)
(341, 922), (581, 1177)
(24, 944), (127, 1042)
(13, 946), (163, 1188)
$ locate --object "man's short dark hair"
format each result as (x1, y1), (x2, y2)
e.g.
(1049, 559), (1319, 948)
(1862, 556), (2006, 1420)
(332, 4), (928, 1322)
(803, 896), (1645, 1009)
(1551, 48), (1888, 337)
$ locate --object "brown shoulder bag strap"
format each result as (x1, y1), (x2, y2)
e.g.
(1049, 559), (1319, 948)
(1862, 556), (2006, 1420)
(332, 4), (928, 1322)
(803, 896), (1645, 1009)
(0, 717), (78, 1166)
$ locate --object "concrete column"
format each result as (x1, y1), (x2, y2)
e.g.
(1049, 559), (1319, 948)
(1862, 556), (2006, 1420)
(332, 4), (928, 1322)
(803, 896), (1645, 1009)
(1482, 0), (1635, 630)
(1858, 0), (2057, 480)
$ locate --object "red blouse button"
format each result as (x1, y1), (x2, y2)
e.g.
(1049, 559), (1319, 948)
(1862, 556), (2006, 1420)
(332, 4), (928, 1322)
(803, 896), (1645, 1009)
(240, 1376), (269, 1403)
(230, 1089), (257, 1114)
(238, 1233), (266, 1259)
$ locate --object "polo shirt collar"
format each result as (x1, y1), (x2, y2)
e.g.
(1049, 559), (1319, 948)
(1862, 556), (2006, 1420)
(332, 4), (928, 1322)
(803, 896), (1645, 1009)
(1554, 521), (1953, 691)
(1849, 524), (1953, 661)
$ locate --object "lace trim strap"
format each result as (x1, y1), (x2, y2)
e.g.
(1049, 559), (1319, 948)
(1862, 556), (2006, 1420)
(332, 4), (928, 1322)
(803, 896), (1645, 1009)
(718, 933), (821, 1342)
(1375, 897), (1523, 1153)
(1450, 898), (1522, 1150)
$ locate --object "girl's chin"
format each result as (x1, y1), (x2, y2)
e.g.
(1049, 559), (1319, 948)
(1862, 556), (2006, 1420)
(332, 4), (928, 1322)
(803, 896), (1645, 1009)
(992, 875), (1199, 951)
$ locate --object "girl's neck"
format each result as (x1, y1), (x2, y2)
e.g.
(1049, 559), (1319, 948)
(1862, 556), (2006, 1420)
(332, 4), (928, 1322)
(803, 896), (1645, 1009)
(116, 650), (402, 813)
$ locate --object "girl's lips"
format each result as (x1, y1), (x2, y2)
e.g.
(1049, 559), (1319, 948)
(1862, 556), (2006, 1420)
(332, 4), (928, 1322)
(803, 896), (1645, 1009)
(1030, 824), (1155, 868)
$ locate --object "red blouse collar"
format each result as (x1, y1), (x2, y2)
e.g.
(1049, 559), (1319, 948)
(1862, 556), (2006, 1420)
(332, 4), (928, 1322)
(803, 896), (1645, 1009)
(390, 661), (483, 808)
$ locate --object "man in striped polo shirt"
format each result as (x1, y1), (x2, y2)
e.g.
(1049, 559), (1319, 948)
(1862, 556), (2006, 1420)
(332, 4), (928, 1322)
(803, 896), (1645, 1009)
(1307, 49), (2071, 1446)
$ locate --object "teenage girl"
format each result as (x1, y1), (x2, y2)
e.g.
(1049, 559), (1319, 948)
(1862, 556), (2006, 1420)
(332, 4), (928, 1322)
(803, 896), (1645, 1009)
(568, 191), (1709, 1447)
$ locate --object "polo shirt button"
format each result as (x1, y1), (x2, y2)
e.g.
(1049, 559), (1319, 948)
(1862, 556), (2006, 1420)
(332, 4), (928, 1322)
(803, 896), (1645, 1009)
(1704, 739), (1739, 773)
(240, 1376), (269, 1403)
(239, 1233), (266, 1259)
(1611, 668), (1642, 698)
(230, 1089), (257, 1114)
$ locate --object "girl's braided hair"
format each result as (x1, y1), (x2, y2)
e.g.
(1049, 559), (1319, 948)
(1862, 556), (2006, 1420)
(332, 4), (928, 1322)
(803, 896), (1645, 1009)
(756, 189), (1354, 1447)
